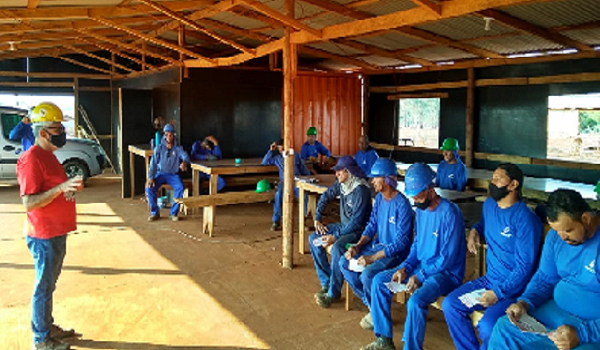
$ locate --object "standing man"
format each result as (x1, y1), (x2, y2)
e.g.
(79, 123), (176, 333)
(362, 163), (466, 350)
(300, 127), (331, 174)
(9, 108), (35, 153)
(355, 135), (379, 175)
(146, 123), (190, 222)
(17, 102), (83, 350)
(341, 158), (413, 328)
(191, 135), (226, 192)
(436, 138), (468, 191)
(309, 156), (372, 308)
(489, 189), (600, 350)
(443, 163), (543, 350)
(261, 138), (310, 231)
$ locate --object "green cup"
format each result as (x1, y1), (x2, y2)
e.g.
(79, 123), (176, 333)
(235, 158), (241, 165)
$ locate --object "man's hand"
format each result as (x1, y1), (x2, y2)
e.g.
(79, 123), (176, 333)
(406, 275), (422, 293)
(206, 135), (218, 145)
(467, 229), (481, 255)
(357, 254), (375, 267)
(61, 176), (84, 193)
(179, 162), (188, 172)
(146, 178), (155, 188)
(345, 245), (359, 260)
(506, 300), (528, 324)
(307, 156), (318, 164)
(478, 290), (498, 307)
(314, 220), (329, 235)
(270, 142), (278, 152)
(549, 325), (580, 350)
(322, 234), (336, 248)
(392, 268), (408, 284)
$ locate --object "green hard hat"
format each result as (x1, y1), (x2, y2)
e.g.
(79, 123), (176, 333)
(595, 180), (600, 195)
(256, 179), (271, 193)
(440, 138), (460, 151)
(307, 126), (317, 136)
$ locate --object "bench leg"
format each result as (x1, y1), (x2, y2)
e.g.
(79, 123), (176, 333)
(345, 282), (353, 311)
(202, 174), (218, 237)
(299, 187), (306, 254)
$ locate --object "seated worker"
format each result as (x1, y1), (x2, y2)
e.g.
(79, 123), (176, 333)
(362, 163), (466, 350)
(355, 135), (379, 175)
(489, 189), (600, 350)
(146, 124), (190, 222)
(341, 158), (413, 329)
(309, 156), (372, 309)
(190, 135), (226, 192)
(261, 138), (310, 231)
(300, 126), (331, 174)
(9, 111), (35, 153)
(443, 163), (543, 350)
(436, 138), (468, 191)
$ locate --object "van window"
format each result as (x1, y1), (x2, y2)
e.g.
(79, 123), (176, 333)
(1, 113), (23, 141)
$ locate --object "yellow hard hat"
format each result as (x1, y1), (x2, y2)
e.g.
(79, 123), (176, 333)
(30, 102), (64, 123)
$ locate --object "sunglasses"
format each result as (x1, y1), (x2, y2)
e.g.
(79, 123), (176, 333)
(44, 125), (65, 133)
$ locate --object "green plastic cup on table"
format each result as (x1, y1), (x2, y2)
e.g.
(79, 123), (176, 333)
(235, 158), (241, 165)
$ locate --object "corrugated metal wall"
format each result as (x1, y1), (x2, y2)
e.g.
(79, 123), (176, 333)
(293, 72), (362, 157)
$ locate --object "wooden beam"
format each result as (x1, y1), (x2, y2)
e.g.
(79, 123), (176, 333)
(198, 18), (273, 42)
(185, 37), (284, 67)
(371, 81), (468, 93)
(77, 37), (157, 70)
(0, 82), (74, 88)
(238, 0), (323, 38)
(336, 39), (433, 66)
(64, 44), (136, 73)
(114, 63), (178, 80)
(79, 86), (111, 92)
(298, 0), (371, 20)
(465, 67), (474, 167)
(27, 0), (40, 9)
(300, 46), (379, 70)
(175, 191), (275, 207)
(387, 92), (449, 100)
(55, 56), (117, 75)
(408, 0), (441, 16)
(0, 71), (111, 80)
(479, 9), (594, 52)
(136, 0), (254, 54)
(230, 7), (284, 29)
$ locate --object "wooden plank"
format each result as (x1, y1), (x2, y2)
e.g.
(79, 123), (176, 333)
(387, 92), (449, 100)
(408, 0), (441, 16)
(300, 46), (379, 70)
(336, 39), (434, 66)
(176, 190), (275, 207)
(79, 86), (111, 92)
(185, 37), (285, 68)
(27, 0), (40, 9)
(465, 67), (474, 167)
(56, 56), (117, 75)
(64, 44), (136, 73)
(0, 71), (110, 80)
(239, 0), (322, 38)
(299, 0), (371, 20)
(77, 37), (157, 70)
(0, 82), (74, 88)
(370, 81), (468, 93)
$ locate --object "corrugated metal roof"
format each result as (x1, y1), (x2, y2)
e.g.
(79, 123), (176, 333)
(562, 28), (600, 46)
(209, 12), (269, 30)
(354, 32), (430, 51)
(358, 55), (407, 67)
(501, 0), (600, 29)
(38, 0), (121, 6)
(261, 28), (285, 39)
(252, 0), (323, 19)
(359, 0), (417, 17)
(302, 12), (353, 30)
(307, 42), (366, 56)
(470, 34), (564, 55)
(417, 15), (515, 41)
(408, 46), (477, 61)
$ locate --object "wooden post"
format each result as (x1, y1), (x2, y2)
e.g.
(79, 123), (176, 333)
(282, 0), (296, 270)
(111, 53), (116, 75)
(465, 67), (475, 167)
(73, 77), (79, 137)
(142, 42), (146, 72)
(178, 24), (189, 78)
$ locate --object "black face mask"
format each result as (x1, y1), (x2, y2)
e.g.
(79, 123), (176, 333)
(489, 183), (510, 201)
(414, 197), (431, 210)
(49, 132), (67, 148)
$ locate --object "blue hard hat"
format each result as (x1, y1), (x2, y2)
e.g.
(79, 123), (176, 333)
(368, 158), (397, 177)
(163, 123), (175, 133)
(404, 163), (435, 197)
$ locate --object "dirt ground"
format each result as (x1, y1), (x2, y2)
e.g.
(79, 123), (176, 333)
(0, 175), (476, 350)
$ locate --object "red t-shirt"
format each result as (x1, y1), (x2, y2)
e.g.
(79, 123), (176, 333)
(17, 145), (76, 239)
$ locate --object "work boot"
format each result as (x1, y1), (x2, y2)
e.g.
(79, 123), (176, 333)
(360, 312), (373, 330)
(315, 293), (339, 309)
(313, 286), (329, 299)
(32, 337), (70, 350)
(360, 337), (396, 350)
(147, 215), (159, 222)
(170, 215), (179, 222)
(50, 324), (77, 339)
(270, 222), (281, 231)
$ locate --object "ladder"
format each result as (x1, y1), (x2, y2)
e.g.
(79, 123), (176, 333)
(78, 105), (116, 173)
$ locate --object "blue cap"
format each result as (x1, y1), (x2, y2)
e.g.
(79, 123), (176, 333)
(368, 158), (397, 177)
(404, 163), (435, 197)
(331, 155), (367, 179)
(163, 123), (175, 133)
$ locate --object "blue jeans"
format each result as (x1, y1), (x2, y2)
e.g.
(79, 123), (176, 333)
(339, 244), (404, 309)
(443, 276), (515, 350)
(489, 300), (600, 350)
(200, 173), (226, 192)
(272, 182), (306, 223)
(309, 226), (361, 298)
(146, 173), (184, 217)
(26, 235), (67, 344)
(371, 266), (460, 350)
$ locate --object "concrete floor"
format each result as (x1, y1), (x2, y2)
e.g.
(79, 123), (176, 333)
(0, 176), (473, 350)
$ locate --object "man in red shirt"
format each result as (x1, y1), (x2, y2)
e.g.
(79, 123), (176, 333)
(17, 102), (83, 350)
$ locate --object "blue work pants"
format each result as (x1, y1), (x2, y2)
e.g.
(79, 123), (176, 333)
(146, 173), (184, 217)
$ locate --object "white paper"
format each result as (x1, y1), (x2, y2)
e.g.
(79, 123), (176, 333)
(349, 259), (365, 272)
(458, 288), (486, 308)
(312, 237), (325, 247)
(512, 314), (548, 335)
(384, 282), (408, 293)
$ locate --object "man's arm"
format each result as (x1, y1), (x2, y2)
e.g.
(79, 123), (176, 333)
(336, 185), (371, 238)
(9, 122), (25, 141)
(314, 181), (341, 221)
(212, 145), (223, 159)
(22, 177), (82, 211)
(383, 199), (414, 258)
(191, 141), (206, 160)
(318, 142), (332, 158)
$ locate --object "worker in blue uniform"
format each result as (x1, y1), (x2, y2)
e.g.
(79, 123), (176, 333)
(361, 163), (466, 350)
(300, 126), (331, 170)
(9, 112), (35, 153)
(355, 135), (379, 175)
(309, 155), (372, 309)
(190, 135), (226, 192)
(489, 189), (600, 350)
(443, 163), (543, 350)
(261, 138), (310, 231)
(436, 138), (468, 191)
(146, 123), (190, 222)
(340, 158), (413, 329)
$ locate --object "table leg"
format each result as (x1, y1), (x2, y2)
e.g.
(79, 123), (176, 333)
(203, 174), (217, 237)
(307, 194), (317, 219)
(192, 169), (199, 216)
(299, 186), (306, 254)
(129, 151), (135, 199)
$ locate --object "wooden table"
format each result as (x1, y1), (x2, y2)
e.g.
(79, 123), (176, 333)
(128, 144), (153, 199)
(191, 158), (278, 236)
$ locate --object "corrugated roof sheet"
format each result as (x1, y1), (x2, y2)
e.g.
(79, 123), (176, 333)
(252, 0), (324, 19)
(307, 42), (366, 56)
(358, 55), (407, 67)
(210, 12), (269, 30)
(501, 0), (600, 29)
(38, 0), (121, 5)
(261, 28), (285, 39)
(353, 32), (429, 51)
(562, 28), (600, 46)
(359, 0), (416, 17)
(408, 46), (477, 61)
(417, 15), (515, 41)
(470, 34), (564, 55)
(302, 12), (354, 30)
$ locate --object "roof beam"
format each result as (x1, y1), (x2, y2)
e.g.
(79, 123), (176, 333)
(185, 37), (285, 68)
(90, 17), (214, 63)
(0, 71), (111, 80)
(478, 9), (594, 52)
(64, 44), (137, 72)
(300, 46), (379, 70)
(408, 0), (441, 16)
(27, 0), (40, 9)
(230, 7), (284, 29)
(335, 39), (433, 66)
(77, 37), (158, 70)
(198, 18), (274, 42)
(238, 0), (322, 38)
(297, 0), (371, 20)
(136, 0), (254, 54)
(56, 56), (117, 75)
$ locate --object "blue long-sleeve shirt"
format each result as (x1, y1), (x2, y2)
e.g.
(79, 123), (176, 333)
(519, 221), (600, 344)
(148, 138), (190, 179)
(355, 147), (379, 175)
(435, 158), (468, 191)
(9, 122), (35, 152)
(191, 142), (222, 161)
(400, 198), (466, 285)
(261, 150), (310, 181)
(472, 198), (543, 300)
(315, 181), (372, 239)
(300, 141), (331, 160)
(362, 191), (413, 259)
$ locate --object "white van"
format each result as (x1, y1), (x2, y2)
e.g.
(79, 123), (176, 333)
(0, 106), (107, 183)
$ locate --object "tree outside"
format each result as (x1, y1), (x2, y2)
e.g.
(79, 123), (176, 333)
(398, 98), (440, 148)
